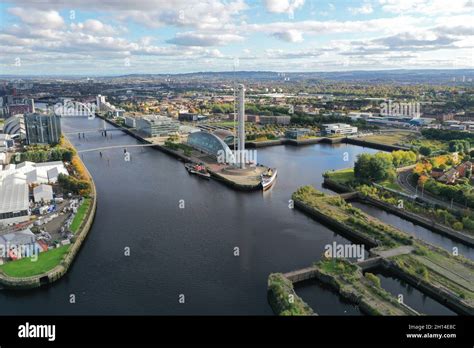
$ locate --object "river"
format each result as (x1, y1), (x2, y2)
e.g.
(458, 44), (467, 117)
(0, 117), (465, 315)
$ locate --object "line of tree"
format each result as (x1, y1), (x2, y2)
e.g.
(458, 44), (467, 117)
(354, 150), (417, 182)
(58, 173), (90, 196)
(421, 128), (474, 142)
(14, 147), (74, 163)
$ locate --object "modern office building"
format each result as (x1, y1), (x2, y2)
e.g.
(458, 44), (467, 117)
(322, 123), (358, 135)
(124, 115), (137, 128)
(178, 113), (208, 122)
(24, 113), (62, 145)
(259, 115), (291, 125)
(136, 115), (180, 137)
(285, 128), (311, 140)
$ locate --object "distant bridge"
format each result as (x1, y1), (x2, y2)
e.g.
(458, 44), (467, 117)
(77, 143), (157, 154)
(64, 127), (137, 135)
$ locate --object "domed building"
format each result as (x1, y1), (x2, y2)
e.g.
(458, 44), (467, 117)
(187, 130), (234, 162)
(3, 114), (26, 139)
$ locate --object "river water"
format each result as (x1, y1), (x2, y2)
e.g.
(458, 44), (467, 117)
(0, 117), (466, 315)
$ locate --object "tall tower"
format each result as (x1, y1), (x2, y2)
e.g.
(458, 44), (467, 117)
(237, 84), (246, 169)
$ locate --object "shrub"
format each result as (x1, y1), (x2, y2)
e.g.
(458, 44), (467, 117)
(365, 273), (381, 288)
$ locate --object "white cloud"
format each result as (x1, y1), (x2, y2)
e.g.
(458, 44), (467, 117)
(70, 19), (119, 36)
(167, 32), (244, 46)
(7, 7), (64, 29)
(8, 1), (248, 30)
(379, 0), (471, 15)
(272, 30), (303, 42)
(349, 3), (374, 15)
(263, 0), (305, 14)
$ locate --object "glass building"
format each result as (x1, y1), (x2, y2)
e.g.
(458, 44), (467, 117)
(136, 115), (180, 137)
(187, 131), (233, 160)
(24, 113), (62, 145)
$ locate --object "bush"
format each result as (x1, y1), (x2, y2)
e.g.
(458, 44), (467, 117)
(365, 272), (381, 288)
(452, 222), (464, 231)
(419, 146), (432, 156)
(354, 152), (395, 182)
(58, 173), (90, 195)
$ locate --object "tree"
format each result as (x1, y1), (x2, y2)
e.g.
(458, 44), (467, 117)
(354, 152), (395, 182)
(392, 150), (417, 167)
(419, 146), (432, 156)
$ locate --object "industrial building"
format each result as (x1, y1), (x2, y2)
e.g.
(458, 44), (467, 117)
(33, 184), (54, 203)
(0, 173), (29, 225)
(0, 228), (36, 257)
(0, 160), (68, 225)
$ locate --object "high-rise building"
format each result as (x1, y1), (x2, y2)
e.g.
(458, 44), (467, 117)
(24, 113), (62, 145)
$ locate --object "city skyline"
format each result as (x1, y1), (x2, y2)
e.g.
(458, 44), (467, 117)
(0, 0), (473, 75)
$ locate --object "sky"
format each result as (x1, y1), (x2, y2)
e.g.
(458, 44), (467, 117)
(0, 0), (473, 75)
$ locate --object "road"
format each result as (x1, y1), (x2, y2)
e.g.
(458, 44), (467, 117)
(397, 170), (465, 210)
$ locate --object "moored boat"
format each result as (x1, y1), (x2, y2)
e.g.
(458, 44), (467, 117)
(184, 162), (211, 179)
(261, 168), (277, 190)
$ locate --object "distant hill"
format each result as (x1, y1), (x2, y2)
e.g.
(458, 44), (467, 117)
(1, 69), (472, 84)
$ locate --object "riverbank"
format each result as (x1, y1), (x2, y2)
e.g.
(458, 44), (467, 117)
(276, 259), (418, 316)
(0, 138), (97, 289)
(323, 175), (474, 247)
(267, 273), (315, 315)
(288, 186), (474, 315)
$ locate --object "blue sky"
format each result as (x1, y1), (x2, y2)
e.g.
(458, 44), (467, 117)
(0, 0), (472, 75)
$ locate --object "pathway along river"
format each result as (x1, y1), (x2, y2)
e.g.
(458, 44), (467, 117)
(0, 117), (469, 315)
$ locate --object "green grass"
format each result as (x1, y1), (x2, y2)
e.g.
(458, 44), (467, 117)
(363, 131), (413, 146)
(378, 179), (403, 191)
(326, 168), (354, 185)
(409, 139), (447, 152)
(70, 198), (91, 233)
(0, 245), (70, 278)
(210, 121), (236, 127)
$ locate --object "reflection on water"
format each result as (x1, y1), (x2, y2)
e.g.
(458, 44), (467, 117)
(351, 202), (474, 260)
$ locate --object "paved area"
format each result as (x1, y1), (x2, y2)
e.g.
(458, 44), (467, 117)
(373, 245), (414, 258)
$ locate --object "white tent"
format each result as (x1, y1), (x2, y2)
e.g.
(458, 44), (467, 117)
(33, 184), (54, 203)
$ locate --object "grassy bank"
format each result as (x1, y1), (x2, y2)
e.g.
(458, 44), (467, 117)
(293, 185), (474, 311)
(70, 198), (92, 233)
(325, 168), (402, 191)
(315, 259), (416, 315)
(0, 245), (70, 278)
(325, 168), (355, 185)
(293, 186), (413, 249)
(267, 273), (314, 315)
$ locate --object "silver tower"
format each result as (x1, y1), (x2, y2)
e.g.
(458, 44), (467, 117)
(237, 84), (246, 169)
